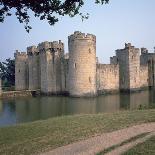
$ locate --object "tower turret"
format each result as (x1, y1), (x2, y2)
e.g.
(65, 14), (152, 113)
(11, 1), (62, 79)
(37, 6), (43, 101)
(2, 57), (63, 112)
(116, 43), (140, 91)
(38, 40), (64, 94)
(14, 50), (28, 90)
(27, 46), (40, 90)
(68, 31), (97, 97)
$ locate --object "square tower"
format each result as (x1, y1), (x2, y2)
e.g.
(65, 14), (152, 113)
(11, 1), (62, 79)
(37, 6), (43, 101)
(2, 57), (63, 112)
(14, 50), (28, 90)
(27, 46), (40, 90)
(38, 41), (64, 94)
(116, 43), (140, 91)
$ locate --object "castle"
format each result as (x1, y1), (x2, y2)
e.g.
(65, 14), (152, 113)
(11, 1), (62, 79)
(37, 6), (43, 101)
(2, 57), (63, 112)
(14, 31), (155, 97)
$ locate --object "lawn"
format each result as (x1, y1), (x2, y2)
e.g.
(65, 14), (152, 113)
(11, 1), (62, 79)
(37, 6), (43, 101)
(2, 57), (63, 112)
(0, 109), (155, 155)
(123, 135), (155, 155)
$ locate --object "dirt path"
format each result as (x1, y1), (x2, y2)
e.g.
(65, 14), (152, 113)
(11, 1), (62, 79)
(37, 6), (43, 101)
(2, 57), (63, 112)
(41, 122), (155, 155)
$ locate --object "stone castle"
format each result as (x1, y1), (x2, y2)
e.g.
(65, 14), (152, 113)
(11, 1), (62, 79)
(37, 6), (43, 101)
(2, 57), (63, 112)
(14, 31), (155, 97)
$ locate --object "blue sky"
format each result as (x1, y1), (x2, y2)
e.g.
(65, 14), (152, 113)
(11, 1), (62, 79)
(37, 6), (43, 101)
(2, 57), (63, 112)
(0, 0), (155, 63)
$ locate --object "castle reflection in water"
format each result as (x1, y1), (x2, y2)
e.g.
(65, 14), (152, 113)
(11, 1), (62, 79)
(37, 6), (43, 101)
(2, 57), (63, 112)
(0, 89), (155, 127)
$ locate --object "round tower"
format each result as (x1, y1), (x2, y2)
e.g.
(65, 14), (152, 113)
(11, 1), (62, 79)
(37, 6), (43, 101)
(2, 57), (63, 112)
(68, 31), (97, 97)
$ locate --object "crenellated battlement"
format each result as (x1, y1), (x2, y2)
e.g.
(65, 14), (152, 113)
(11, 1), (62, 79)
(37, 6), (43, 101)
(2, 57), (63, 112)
(14, 50), (27, 59)
(141, 47), (148, 54)
(97, 64), (119, 70)
(116, 43), (139, 53)
(27, 46), (39, 56)
(125, 43), (140, 52)
(38, 40), (64, 52)
(51, 40), (64, 49)
(68, 31), (96, 42)
(38, 41), (50, 52)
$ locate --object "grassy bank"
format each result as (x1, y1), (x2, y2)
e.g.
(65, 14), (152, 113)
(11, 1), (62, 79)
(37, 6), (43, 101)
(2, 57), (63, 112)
(0, 109), (155, 154)
(123, 135), (155, 155)
(98, 132), (150, 155)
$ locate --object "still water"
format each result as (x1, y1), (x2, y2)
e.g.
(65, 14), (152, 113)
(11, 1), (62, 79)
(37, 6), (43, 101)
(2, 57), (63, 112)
(0, 90), (155, 127)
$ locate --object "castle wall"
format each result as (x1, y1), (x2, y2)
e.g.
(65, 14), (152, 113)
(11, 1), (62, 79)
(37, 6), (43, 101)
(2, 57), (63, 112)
(116, 43), (140, 90)
(14, 33), (155, 97)
(110, 56), (118, 65)
(97, 64), (119, 92)
(128, 47), (140, 89)
(148, 59), (155, 86)
(140, 52), (155, 87)
(139, 65), (149, 88)
(61, 57), (69, 92)
(116, 49), (130, 90)
(39, 41), (64, 94)
(140, 48), (149, 65)
(68, 31), (97, 97)
(27, 46), (40, 90)
(14, 51), (28, 90)
(39, 48), (48, 93)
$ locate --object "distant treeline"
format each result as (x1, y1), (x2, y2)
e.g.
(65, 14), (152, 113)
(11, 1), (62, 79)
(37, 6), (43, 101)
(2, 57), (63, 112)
(0, 58), (15, 89)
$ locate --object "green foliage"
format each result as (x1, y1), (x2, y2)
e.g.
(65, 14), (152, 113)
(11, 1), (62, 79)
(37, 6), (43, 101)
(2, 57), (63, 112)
(0, 0), (109, 32)
(0, 58), (15, 87)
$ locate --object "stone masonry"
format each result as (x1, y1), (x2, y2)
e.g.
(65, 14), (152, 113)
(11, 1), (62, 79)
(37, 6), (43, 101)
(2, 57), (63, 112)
(15, 31), (155, 97)
(116, 43), (140, 91)
(14, 51), (28, 90)
(68, 32), (97, 97)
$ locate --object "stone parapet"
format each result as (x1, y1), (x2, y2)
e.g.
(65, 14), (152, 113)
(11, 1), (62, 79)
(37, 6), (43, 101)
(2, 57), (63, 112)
(27, 46), (39, 56)
(68, 31), (96, 42)
(14, 50), (27, 59)
(68, 31), (97, 97)
(38, 41), (64, 53)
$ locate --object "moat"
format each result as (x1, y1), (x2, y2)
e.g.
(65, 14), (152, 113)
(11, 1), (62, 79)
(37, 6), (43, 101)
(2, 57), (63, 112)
(0, 89), (155, 127)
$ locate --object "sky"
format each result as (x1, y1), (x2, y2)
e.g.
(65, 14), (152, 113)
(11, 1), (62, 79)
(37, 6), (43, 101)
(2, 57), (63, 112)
(0, 0), (155, 63)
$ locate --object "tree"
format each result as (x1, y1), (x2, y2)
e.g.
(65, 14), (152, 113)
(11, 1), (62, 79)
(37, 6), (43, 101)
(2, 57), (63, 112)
(0, 58), (15, 87)
(0, 0), (109, 32)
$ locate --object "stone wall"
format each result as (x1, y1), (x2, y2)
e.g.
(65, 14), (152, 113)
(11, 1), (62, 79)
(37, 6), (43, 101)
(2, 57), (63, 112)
(116, 47), (130, 90)
(128, 46), (140, 89)
(140, 48), (149, 65)
(27, 46), (40, 90)
(110, 56), (118, 65)
(97, 64), (119, 92)
(14, 33), (155, 97)
(140, 51), (155, 87)
(140, 65), (149, 88)
(1, 90), (40, 98)
(116, 43), (140, 91)
(14, 50), (28, 90)
(68, 31), (97, 97)
(39, 41), (64, 94)
(61, 57), (69, 93)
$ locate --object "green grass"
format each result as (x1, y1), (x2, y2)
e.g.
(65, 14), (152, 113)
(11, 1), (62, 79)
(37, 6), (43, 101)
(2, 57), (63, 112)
(123, 135), (155, 155)
(97, 132), (150, 155)
(0, 109), (155, 155)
